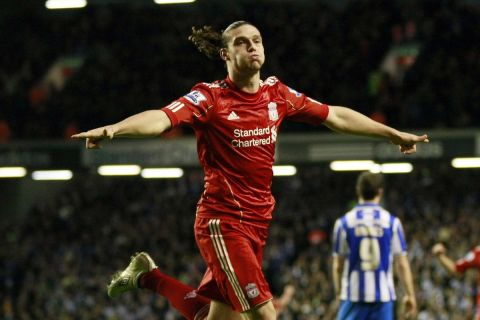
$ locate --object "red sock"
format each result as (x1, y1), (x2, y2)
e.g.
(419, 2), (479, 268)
(139, 268), (210, 320)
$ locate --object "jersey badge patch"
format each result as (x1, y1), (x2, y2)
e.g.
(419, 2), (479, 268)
(288, 87), (302, 97)
(268, 102), (278, 121)
(464, 252), (475, 262)
(245, 283), (260, 299)
(184, 91), (206, 106)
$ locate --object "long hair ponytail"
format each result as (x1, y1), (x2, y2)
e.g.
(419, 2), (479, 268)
(188, 21), (253, 60)
(188, 26), (223, 59)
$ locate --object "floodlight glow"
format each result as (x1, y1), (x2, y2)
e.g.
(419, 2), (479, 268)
(374, 163), (413, 174)
(273, 165), (297, 176)
(330, 160), (376, 171)
(451, 157), (480, 168)
(32, 170), (73, 181)
(154, 0), (195, 4)
(45, 0), (87, 9)
(141, 168), (184, 179)
(97, 165), (141, 176)
(369, 164), (382, 173)
(0, 167), (27, 178)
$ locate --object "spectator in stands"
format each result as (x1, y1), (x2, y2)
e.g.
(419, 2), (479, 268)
(0, 115), (11, 142)
(1, 0), (479, 138)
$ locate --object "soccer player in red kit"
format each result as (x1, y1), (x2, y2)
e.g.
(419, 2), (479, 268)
(73, 21), (429, 320)
(432, 243), (480, 319)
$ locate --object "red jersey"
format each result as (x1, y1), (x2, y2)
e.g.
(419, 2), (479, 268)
(162, 76), (329, 226)
(456, 246), (480, 320)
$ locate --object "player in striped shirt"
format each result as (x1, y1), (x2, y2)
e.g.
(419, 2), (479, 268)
(332, 172), (417, 320)
(73, 21), (427, 320)
(432, 243), (480, 319)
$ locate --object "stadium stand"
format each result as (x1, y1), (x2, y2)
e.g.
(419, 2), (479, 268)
(1, 164), (480, 319)
(0, 0), (479, 140)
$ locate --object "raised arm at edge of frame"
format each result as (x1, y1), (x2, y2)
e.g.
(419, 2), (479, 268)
(432, 243), (461, 276)
(323, 106), (429, 154)
(71, 110), (172, 149)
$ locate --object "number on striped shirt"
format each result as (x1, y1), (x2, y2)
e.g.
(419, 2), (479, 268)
(359, 237), (380, 271)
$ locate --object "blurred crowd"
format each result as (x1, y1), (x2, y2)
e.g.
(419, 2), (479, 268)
(1, 163), (480, 319)
(0, 0), (479, 141)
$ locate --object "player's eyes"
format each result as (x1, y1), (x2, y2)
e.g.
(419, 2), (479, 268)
(234, 38), (261, 46)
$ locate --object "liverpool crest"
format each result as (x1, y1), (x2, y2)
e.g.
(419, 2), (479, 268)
(268, 102), (278, 121)
(245, 283), (260, 299)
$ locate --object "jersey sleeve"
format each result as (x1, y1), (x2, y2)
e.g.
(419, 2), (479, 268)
(391, 218), (408, 256)
(161, 83), (213, 128)
(332, 218), (348, 257)
(455, 248), (480, 273)
(278, 81), (330, 126)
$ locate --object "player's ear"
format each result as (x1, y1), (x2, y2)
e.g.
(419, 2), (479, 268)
(378, 188), (384, 197)
(219, 48), (229, 61)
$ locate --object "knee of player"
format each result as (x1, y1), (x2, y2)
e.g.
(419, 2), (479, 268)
(248, 301), (277, 320)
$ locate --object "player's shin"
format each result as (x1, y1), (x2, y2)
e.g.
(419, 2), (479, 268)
(140, 269), (211, 320)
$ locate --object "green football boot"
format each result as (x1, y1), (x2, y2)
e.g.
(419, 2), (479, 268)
(107, 251), (157, 298)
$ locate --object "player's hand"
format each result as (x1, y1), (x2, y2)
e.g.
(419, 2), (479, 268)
(71, 126), (115, 149)
(432, 243), (446, 256)
(403, 295), (417, 319)
(390, 131), (429, 154)
(282, 285), (295, 301)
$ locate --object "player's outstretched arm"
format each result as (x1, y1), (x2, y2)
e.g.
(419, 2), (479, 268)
(71, 110), (172, 149)
(323, 106), (429, 154)
(432, 243), (460, 276)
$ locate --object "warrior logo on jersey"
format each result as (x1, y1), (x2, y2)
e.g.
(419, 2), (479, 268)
(245, 283), (260, 299)
(268, 102), (278, 121)
(184, 91), (207, 106)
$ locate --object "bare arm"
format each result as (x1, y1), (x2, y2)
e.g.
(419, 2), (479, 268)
(273, 285), (295, 314)
(323, 106), (429, 154)
(71, 110), (172, 149)
(432, 243), (460, 276)
(394, 254), (417, 318)
(332, 255), (345, 299)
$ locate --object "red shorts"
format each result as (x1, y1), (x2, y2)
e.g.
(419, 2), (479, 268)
(194, 217), (273, 312)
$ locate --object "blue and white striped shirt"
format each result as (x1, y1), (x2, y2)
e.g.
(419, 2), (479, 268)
(332, 203), (407, 302)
